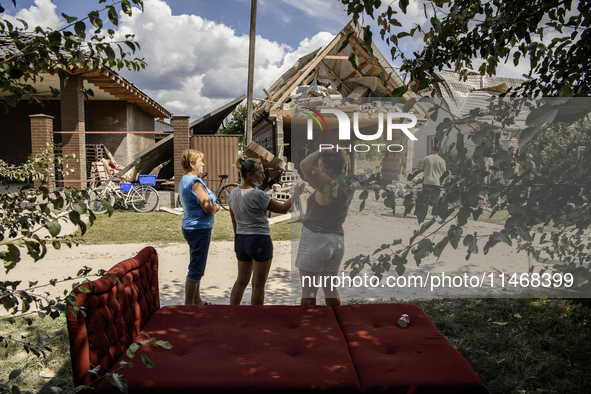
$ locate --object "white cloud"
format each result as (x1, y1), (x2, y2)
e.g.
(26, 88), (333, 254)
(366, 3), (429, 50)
(3, 0), (62, 30)
(114, 0), (335, 119)
(3, 0), (339, 120)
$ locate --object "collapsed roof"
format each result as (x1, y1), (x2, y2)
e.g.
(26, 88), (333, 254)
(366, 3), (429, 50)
(254, 20), (425, 123)
(117, 96), (245, 178)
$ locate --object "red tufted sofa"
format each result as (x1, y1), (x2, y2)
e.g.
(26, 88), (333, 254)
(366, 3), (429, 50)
(66, 246), (487, 393)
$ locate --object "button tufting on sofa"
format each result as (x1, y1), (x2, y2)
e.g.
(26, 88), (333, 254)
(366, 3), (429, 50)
(67, 247), (487, 394)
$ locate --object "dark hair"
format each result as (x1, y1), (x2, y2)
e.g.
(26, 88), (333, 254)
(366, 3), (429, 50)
(432, 145), (441, 154)
(235, 156), (262, 179)
(320, 151), (345, 176)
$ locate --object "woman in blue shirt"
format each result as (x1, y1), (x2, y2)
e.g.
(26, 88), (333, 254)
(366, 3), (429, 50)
(179, 149), (220, 305)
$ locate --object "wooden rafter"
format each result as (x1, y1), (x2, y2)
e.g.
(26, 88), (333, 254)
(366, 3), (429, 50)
(270, 21), (354, 110)
(319, 60), (352, 94)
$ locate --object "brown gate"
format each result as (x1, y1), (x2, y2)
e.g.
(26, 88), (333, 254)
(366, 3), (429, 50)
(190, 135), (240, 185)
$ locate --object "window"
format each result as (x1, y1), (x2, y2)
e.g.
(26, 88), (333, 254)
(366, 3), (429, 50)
(428, 136), (439, 152)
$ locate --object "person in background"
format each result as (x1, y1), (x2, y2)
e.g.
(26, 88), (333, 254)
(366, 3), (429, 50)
(295, 150), (351, 308)
(229, 157), (304, 305)
(484, 155), (494, 183)
(520, 153), (536, 198)
(179, 149), (221, 305)
(522, 153), (536, 176)
(420, 145), (446, 205)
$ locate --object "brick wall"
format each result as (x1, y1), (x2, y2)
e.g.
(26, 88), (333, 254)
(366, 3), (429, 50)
(60, 75), (86, 190)
(172, 115), (190, 191)
(0, 101), (60, 165)
(1, 95), (158, 184)
(85, 101), (155, 166)
(29, 114), (55, 191)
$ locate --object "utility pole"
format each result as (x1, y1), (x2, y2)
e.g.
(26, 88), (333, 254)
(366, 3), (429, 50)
(245, 0), (257, 145)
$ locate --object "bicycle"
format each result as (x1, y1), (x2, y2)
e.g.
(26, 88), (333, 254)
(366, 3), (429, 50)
(89, 174), (159, 214)
(176, 172), (239, 211)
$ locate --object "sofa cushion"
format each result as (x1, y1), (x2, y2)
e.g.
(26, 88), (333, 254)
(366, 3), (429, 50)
(335, 303), (487, 393)
(66, 246), (160, 387)
(97, 305), (361, 393)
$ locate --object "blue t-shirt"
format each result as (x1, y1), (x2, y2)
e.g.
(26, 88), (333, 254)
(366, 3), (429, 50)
(179, 175), (216, 230)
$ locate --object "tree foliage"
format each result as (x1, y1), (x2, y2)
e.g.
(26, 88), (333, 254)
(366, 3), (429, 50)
(1, 0), (146, 110)
(1, 2), (158, 392)
(339, 0), (591, 295)
(342, 0), (590, 96)
(218, 103), (247, 136)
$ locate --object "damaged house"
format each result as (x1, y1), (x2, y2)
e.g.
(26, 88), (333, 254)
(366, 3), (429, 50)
(411, 69), (527, 170)
(251, 21), (427, 183)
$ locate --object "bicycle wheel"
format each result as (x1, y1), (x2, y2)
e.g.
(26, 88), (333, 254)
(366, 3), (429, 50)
(130, 185), (159, 213)
(88, 187), (114, 214)
(217, 183), (238, 211)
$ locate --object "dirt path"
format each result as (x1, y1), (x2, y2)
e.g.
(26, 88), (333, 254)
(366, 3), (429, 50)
(4, 194), (552, 308)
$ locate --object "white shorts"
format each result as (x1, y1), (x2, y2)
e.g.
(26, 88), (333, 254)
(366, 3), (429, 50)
(295, 226), (345, 273)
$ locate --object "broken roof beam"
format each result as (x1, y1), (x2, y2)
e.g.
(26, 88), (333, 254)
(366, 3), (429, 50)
(270, 22), (353, 111)
(320, 60), (352, 94)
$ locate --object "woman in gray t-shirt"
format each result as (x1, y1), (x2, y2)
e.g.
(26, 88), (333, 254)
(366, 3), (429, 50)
(228, 157), (303, 305)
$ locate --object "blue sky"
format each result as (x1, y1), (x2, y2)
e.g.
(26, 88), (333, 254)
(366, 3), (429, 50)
(4, 0), (360, 118)
(3, 0), (527, 119)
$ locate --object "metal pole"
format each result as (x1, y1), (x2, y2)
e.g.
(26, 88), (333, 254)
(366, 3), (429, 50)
(245, 0), (257, 145)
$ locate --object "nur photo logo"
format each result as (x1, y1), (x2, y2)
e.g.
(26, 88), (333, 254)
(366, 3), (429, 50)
(304, 107), (418, 153)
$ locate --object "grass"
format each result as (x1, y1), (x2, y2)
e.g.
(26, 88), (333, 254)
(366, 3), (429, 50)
(2, 299), (589, 393)
(75, 209), (294, 245)
(0, 315), (73, 394)
(413, 298), (591, 393)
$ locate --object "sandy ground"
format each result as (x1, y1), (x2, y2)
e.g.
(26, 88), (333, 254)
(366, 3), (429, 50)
(4, 194), (559, 308)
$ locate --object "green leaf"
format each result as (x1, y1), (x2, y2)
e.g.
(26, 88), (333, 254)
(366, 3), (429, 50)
(338, 31), (355, 53)
(463, 232), (479, 254)
(46, 221), (61, 237)
(105, 372), (128, 394)
(107, 6), (119, 26)
(141, 354), (155, 368)
(348, 52), (358, 69)
(126, 342), (141, 358)
(526, 103), (558, 126)
(448, 225), (463, 249)
(72, 202), (87, 215)
(74, 21), (86, 38)
(391, 85), (408, 97)
(399, 0), (410, 14)
(154, 340), (173, 349)
(402, 97), (416, 113)
(61, 13), (78, 24)
(518, 124), (542, 146)
(8, 369), (21, 380)
(88, 11), (103, 29)
(456, 133), (466, 162)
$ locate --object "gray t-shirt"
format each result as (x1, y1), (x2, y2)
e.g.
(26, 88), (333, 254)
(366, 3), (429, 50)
(228, 187), (273, 235)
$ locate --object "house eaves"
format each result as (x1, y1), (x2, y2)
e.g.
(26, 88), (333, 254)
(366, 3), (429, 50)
(74, 66), (171, 119)
(0, 33), (171, 119)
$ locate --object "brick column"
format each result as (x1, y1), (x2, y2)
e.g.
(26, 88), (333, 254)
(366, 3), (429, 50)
(60, 74), (86, 190)
(29, 114), (55, 192)
(173, 115), (191, 195)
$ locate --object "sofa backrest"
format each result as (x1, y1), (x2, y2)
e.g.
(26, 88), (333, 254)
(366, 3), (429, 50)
(66, 246), (160, 387)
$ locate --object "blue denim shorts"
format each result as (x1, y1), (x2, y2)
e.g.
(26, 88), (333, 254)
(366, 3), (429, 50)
(234, 234), (273, 262)
(182, 227), (213, 283)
